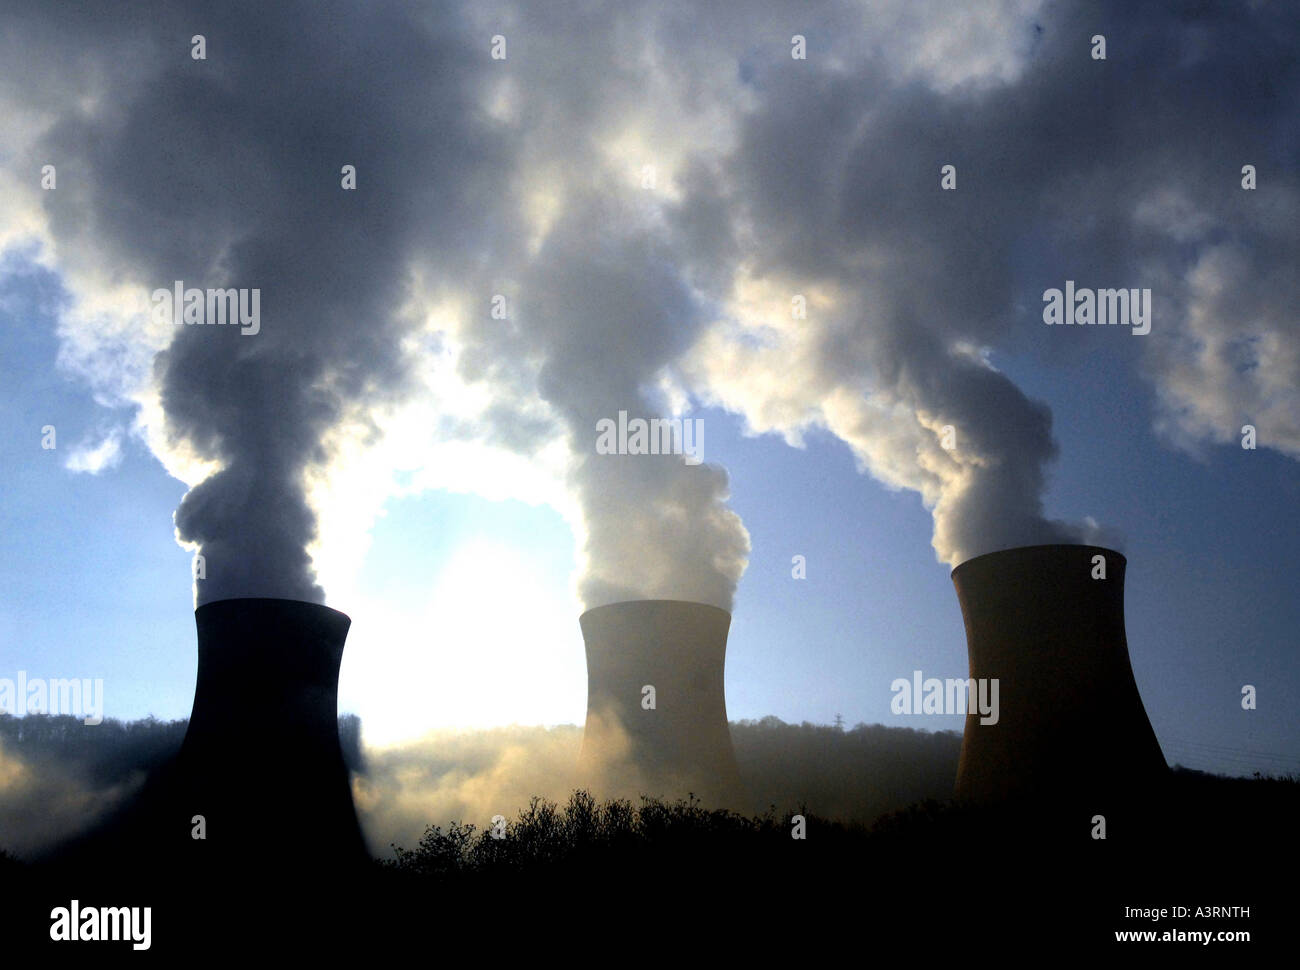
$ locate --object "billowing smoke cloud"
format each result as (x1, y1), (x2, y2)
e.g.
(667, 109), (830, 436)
(448, 0), (1298, 578)
(662, 0), (1299, 565)
(1, 0), (511, 604)
(0, 0), (751, 610)
(459, 0), (1298, 573)
(438, 7), (758, 610)
(481, 191), (750, 610)
(2, 0), (1295, 604)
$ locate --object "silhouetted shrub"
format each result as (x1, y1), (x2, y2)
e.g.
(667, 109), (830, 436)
(385, 789), (841, 881)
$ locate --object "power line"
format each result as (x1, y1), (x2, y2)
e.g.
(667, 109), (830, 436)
(1164, 734), (1297, 757)
(1162, 746), (1300, 775)
(1162, 735), (1300, 767)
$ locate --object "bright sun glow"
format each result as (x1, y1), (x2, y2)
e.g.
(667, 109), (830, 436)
(340, 539), (586, 747)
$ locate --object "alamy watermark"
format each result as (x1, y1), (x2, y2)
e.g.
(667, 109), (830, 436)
(0, 671), (104, 725)
(151, 280), (260, 335)
(50, 900), (151, 950)
(595, 410), (703, 464)
(890, 670), (999, 725)
(1043, 281), (1150, 335)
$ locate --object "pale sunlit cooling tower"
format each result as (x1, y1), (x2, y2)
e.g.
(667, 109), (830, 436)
(578, 600), (743, 807)
(950, 545), (1167, 802)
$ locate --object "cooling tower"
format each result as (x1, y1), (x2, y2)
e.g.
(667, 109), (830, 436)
(578, 599), (743, 806)
(173, 597), (367, 871)
(951, 544), (1167, 802)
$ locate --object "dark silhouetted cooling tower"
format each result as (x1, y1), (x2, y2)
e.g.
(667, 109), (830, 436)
(951, 544), (1167, 802)
(174, 597), (367, 870)
(578, 599), (743, 806)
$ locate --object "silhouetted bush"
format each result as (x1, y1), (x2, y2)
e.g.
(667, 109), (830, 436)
(386, 789), (844, 884)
